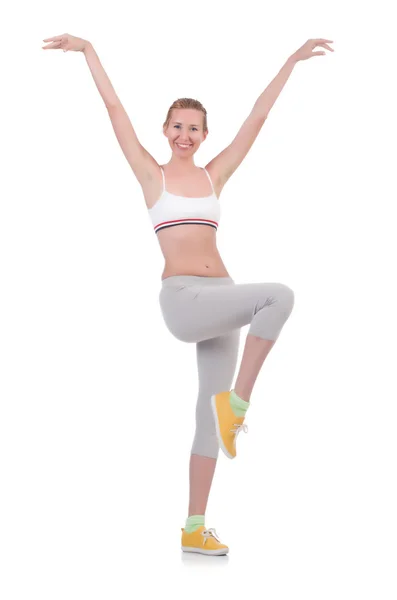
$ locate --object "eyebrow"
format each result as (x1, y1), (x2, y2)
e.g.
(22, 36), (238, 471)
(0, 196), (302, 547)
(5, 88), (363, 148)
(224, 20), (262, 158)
(172, 121), (200, 126)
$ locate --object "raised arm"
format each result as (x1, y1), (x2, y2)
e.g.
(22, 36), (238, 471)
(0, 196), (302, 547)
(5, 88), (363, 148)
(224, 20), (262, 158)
(42, 34), (155, 183)
(82, 42), (120, 109)
(206, 38), (334, 187)
(83, 42), (155, 182)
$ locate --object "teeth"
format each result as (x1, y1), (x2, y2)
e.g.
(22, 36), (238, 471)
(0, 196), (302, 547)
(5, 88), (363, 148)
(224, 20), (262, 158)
(177, 144), (191, 148)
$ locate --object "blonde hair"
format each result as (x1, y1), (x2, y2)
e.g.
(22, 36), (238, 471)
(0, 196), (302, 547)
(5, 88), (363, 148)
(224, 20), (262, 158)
(163, 98), (208, 134)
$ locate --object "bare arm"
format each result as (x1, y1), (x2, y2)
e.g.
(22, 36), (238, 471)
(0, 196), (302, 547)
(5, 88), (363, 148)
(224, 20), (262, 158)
(82, 42), (156, 181)
(83, 42), (120, 109)
(42, 34), (154, 183)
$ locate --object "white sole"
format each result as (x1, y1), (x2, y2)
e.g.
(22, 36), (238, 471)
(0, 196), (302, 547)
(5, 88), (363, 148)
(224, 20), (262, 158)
(181, 546), (229, 555)
(210, 394), (234, 459)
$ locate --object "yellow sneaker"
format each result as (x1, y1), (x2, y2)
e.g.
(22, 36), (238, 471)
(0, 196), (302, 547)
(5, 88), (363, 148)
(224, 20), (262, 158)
(211, 391), (248, 459)
(181, 526), (229, 555)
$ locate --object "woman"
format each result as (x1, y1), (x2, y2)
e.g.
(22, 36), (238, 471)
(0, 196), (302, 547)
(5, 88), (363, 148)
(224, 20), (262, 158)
(42, 33), (334, 556)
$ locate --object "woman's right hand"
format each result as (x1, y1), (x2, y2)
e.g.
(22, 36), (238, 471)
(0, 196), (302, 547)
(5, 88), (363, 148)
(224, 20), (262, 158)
(42, 33), (90, 53)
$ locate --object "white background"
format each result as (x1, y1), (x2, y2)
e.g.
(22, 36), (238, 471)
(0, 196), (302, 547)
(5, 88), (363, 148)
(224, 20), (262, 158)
(1, 0), (396, 597)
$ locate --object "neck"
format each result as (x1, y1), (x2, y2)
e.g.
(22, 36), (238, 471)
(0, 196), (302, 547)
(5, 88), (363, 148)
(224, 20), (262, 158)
(167, 155), (197, 171)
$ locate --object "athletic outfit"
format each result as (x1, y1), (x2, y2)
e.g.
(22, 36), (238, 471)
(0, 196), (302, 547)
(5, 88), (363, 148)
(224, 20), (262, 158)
(148, 165), (294, 552)
(148, 166), (220, 234)
(150, 165), (295, 460)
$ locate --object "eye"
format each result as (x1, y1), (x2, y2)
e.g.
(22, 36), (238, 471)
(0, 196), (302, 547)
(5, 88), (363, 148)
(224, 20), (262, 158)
(174, 125), (198, 131)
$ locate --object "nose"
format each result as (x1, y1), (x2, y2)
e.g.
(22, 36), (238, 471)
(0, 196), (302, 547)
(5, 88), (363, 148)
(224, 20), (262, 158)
(175, 130), (191, 141)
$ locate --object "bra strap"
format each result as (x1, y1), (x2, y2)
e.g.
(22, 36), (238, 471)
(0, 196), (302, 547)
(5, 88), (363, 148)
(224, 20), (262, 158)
(159, 166), (166, 192)
(203, 167), (215, 194)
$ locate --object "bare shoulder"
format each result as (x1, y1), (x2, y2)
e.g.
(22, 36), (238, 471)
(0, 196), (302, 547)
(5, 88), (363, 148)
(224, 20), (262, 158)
(204, 161), (223, 190)
(204, 161), (228, 199)
(138, 146), (161, 185)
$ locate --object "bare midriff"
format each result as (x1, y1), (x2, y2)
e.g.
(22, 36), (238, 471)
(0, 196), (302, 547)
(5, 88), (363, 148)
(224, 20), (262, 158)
(156, 224), (231, 280)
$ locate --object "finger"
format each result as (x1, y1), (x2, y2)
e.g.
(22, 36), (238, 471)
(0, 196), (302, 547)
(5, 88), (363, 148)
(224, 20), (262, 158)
(312, 51), (326, 56)
(42, 41), (63, 49)
(318, 42), (334, 51)
(317, 38), (334, 44)
(43, 36), (63, 42)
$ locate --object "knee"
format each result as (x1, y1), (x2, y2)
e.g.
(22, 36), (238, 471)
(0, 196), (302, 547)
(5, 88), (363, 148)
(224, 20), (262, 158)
(270, 283), (294, 318)
(279, 284), (295, 316)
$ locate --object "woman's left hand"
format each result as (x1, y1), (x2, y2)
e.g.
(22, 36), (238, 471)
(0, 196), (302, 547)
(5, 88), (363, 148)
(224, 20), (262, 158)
(291, 38), (334, 62)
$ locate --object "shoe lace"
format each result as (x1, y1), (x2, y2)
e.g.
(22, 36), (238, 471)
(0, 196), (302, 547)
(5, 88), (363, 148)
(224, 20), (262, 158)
(231, 423), (248, 447)
(202, 528), (222, 544)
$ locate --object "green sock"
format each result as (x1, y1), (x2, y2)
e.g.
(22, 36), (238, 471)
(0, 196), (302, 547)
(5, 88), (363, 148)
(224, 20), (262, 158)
(185, 514), (205, 533)
(230, 389), (250, 417)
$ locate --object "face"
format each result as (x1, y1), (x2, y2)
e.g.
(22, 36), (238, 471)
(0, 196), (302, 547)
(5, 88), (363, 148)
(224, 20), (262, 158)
(163, 108), (208, 155)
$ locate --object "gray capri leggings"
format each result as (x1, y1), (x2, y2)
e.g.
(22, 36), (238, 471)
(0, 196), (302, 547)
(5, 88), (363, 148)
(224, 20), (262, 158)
(158, 275), (295, 459)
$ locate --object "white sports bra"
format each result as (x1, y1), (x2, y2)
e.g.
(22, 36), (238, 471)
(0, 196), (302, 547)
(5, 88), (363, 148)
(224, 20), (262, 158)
(148, 166), (220, 234)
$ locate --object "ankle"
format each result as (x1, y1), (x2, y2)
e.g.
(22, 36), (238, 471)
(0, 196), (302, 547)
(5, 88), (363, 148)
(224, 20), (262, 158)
(232, 387), (251, 403)
(229, 389), (250, 418)
(185, 514), (205, 533)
